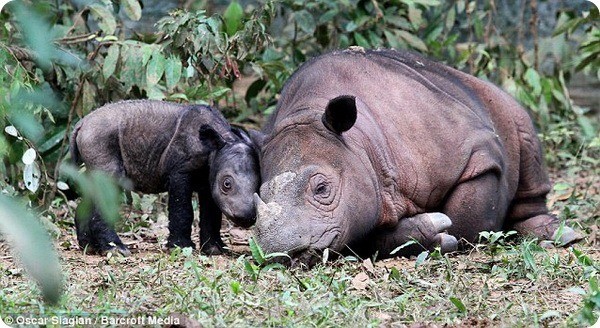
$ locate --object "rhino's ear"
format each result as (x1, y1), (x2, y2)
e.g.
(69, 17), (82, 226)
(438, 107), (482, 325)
(231, 127), (253, 145)
(199, 124), (227, 150)
(247, 129), (266, 148)
(322, 95), (357, 134)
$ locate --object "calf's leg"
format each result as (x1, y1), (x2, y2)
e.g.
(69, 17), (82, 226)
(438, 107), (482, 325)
(198, 194), (226, 255)
(75, 205), (130, 256)
(166, 172), (196, 249)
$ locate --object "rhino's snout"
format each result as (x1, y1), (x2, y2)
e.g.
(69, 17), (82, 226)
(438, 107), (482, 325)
(253, 193), (313, 255)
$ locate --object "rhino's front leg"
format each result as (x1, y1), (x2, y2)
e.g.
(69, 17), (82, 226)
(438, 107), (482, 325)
(166, 172), (196, 249)
(374, 213), (458, 258)
(198, 193), (226, 255)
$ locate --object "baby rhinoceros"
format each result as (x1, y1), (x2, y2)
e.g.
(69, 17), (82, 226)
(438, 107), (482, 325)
(70, 100), (259, 256)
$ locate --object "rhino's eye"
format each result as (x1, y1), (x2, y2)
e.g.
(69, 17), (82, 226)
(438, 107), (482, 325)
(307, 172), (337, 207)
(315, 183), (329, 196)
(221, 177), (233, 192)
(309, 174), (332, 200)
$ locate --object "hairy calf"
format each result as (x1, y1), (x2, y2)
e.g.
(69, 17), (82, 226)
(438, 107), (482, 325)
(70, 100), (259, 255)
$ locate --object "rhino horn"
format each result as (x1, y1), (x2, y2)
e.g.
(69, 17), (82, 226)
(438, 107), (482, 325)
(253, 193), (268, 214)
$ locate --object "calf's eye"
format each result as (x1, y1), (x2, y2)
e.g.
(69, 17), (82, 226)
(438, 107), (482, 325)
(222, 177), (233, 192)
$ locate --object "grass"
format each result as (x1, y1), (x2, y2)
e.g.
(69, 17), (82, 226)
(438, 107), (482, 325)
(0, 166), (598, 327)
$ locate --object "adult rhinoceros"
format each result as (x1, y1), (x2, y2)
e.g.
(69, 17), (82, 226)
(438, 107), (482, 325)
(251, 48), (580, 265)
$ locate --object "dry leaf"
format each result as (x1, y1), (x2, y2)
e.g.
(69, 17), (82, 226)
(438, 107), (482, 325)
(362, 258), (375, 274)
(352, 272), (370, 290)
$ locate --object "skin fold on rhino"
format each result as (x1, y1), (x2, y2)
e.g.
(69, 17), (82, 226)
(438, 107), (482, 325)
(251, 48), (581, 266)
(70, 100), (259, 256)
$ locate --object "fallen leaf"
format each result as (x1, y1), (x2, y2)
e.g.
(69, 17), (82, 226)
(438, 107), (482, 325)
(362, 258), (375, 274)
(352, 272), (370, 290)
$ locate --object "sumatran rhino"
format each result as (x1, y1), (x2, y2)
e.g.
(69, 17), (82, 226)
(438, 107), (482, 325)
(251, 48), (580, 266)
(70, 100), (259, 256)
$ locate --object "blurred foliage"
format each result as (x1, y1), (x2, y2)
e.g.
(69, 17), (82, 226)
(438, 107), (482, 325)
(0, 0), (598, 306)
(0, 195), (63, 304)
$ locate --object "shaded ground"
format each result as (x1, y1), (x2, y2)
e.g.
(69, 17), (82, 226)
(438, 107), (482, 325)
(0, 167), (598, 327)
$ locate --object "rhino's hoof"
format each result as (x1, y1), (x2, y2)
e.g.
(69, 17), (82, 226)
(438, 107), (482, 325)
(201, 244), (227, 256)
(552, 226), (584, 246)
(101, 246), (131, 257)
(428, 212), (452, 231)
(437, 233), (458, 253)
(167, 239), (196, 250)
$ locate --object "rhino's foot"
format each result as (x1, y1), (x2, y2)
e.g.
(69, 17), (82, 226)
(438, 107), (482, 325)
(81, 239), (131, 257)
(99, 245), (132, 257)
(79, 232), (131, 256)
(379, 212), (457, 257)
(418, 213), (458, 253)
(166, 237), (196, 250)
(511, 214), (583, 246)
(200, 243), (227, 256)
(200, 235), (228, 255)
(435, 232), (459, 253)
(552, 226), (583, 246)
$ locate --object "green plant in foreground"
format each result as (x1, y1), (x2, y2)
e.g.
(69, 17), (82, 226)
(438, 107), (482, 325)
(244, 237), (289, 281)
(0, 195), (62, 304)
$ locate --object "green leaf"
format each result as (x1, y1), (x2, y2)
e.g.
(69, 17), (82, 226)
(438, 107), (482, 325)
(81, 80), (97, 116)
(244, 79), (266, 105)
(383, 30), (401, 49)
(572, 248), (594, 267)
(103, 44), (120, 79)
(0, 195), (63, 304)
(262, 262), (286, 272)
(230, 281), (241, 294)
(445, 6), (456, 30)
(145, 84), (165, 100)
(353, 32), (370, 48)
(249, 237), (265, 265)
(577, 115), (597, 139)
(450, 297), (467, 313)
(141, 45), (154, 66)
(415, 251), (429, 267)
(524, 68), (542, 96)
(294, 10), (316, 35)
(408, 4), (423, 28)
(165, 56), (183, 91)
(60, 164), (121, 226)
(223, 0), (244, 36)
(397, 30), (428, 52)
(390, 240), (417, 255)
(121, 0), (142, 21)
(37, 128), (67, 154)
(146, 51), (166, 87)
(89, 3), (117, 35)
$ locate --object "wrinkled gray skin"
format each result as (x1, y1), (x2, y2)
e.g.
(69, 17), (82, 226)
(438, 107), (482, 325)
(252, 48), (581, 266)
(70, 100), (259, 256)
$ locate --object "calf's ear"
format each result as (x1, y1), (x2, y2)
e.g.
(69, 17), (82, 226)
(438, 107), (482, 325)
(322, 95), (357, 134)
(199, 124), (227, 150)
(247, 129), (266, 149)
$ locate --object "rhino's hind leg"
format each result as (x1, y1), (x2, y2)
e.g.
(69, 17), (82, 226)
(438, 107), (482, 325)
(505, 117), (582, 246)
(76, 207), (130, 256)
(373, 212), (458, 258)
(507, 197), (582, 246)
